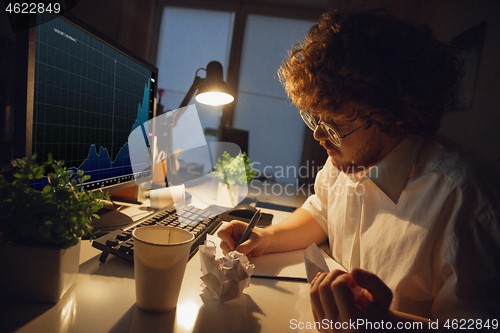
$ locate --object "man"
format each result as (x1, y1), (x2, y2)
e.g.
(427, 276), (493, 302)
(218, 9), (500, 331)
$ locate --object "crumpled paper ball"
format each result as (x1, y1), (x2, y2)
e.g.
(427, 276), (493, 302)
(199, 242), (255, 302)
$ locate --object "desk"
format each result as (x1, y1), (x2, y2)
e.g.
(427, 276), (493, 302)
(1, 186), (316, 333)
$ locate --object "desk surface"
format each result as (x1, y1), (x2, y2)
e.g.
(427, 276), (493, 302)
(1, 184), (315, 333)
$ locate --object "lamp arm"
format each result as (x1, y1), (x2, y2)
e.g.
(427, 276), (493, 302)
(179, 75), (204, 108)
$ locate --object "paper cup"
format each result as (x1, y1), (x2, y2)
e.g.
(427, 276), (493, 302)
(132, 226), (194, 312)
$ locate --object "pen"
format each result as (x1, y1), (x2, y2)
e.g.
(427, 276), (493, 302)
(234, 209), (261, 250)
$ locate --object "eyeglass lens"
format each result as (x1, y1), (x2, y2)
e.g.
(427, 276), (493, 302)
(301, 111), (342, 146)
(300, 112), (317, 131)
(321, 124), (341, 146)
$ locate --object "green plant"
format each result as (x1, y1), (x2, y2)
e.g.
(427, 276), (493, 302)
(0, 154), (107, 249)
(212, 151), (258, 186)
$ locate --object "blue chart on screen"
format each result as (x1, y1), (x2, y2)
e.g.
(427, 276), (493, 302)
(31, 13), (153, 190)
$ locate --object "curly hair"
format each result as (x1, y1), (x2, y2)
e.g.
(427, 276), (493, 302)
(278, 9), (462, 136)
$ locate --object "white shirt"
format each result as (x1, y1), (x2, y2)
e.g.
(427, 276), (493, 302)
(301, 135), (500, 320)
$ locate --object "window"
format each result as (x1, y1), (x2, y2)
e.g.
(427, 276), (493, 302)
(233, 15), (314, 184)
(156, 7), (234, 140)
(156, 7), (316, 184)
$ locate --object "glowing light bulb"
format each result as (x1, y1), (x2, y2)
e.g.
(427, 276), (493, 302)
(195, 92), (234, 106)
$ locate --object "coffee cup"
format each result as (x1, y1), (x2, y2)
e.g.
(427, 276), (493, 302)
(132, 226), (194, 312)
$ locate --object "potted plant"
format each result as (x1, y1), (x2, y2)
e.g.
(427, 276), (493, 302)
(212, 151), (257, 206)
(0, 154), (106, 303)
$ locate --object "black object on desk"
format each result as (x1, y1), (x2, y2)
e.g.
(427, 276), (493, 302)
(256, 201), (297, 213)
(227, 204), (257, 218)
(219, 205), (273, 227)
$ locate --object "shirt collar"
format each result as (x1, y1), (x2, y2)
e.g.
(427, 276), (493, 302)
(364, 136), (425, 204)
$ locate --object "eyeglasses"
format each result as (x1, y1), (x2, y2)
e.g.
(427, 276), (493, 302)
(300, 110), (361, 147)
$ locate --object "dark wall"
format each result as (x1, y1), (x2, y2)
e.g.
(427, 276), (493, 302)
(70, 0), (155, 62)
(420, 0), (500, 160)
(0, 9), (21, 164)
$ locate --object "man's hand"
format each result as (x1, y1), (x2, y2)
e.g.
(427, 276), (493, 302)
(310, 268), (393, 332)
(217, 220), (271, 257)
(218, 208), (327, 257)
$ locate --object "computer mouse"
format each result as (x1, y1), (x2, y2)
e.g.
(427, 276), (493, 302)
(227, 204), (257, 219)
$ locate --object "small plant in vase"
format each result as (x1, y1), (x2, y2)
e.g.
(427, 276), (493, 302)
(0, 154), (107, 302)
(212, 151), (257, 206)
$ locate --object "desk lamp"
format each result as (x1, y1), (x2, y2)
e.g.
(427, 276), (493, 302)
(174, 61), (235, 205)
(179, 61), (234, 108)
(161, 61), (234, 190)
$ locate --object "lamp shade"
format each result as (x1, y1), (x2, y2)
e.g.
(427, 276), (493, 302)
(195, 61), (234, 106)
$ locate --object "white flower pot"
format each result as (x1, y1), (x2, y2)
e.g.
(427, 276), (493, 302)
(0, 241), (81, 303)
(217, 183), (247, 207)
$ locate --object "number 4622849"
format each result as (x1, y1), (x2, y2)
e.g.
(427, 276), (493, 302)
(444, 319), (498, 330)
(5, 2), (61, 14)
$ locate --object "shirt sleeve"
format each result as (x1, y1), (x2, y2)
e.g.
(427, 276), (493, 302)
(300, 160), (332, 236)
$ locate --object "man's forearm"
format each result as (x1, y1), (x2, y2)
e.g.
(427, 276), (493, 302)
(264, 208), (327, 253)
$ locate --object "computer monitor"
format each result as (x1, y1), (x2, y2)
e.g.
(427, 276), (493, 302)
(13, 12), (157, 197)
